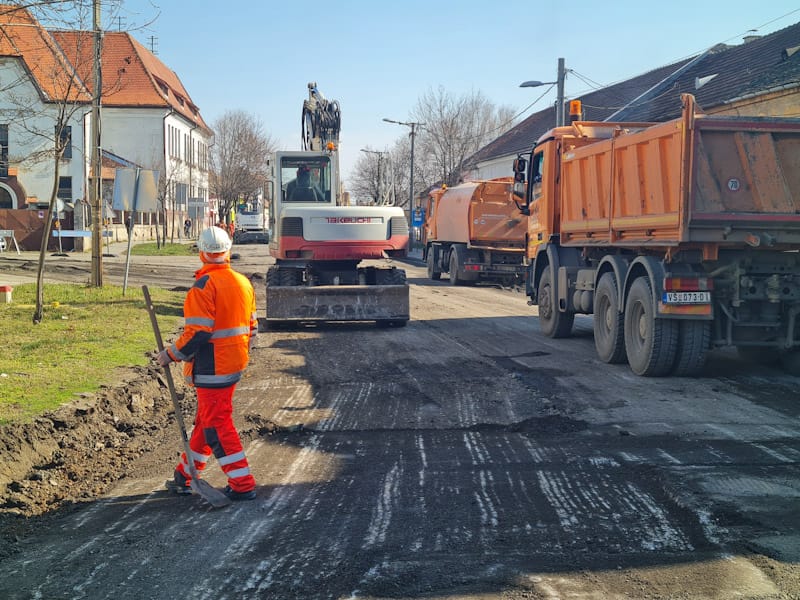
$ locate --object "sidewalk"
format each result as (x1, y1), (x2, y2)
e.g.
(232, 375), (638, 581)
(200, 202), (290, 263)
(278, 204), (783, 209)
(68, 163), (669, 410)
(0, 240), (185, 287)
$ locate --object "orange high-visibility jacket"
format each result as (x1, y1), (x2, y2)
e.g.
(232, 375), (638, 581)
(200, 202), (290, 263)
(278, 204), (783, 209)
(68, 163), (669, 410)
(167, 262), (257, 388)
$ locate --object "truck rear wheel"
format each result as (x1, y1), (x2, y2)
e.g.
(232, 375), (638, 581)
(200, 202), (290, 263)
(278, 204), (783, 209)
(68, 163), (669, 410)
(537, 268), (574, 338)
(624, 277), (678, 376)
(449, 251), (463, 286)
(671, 320), (710, 376)
(427, 250), (441, 281)
(594, 273), (626, 363)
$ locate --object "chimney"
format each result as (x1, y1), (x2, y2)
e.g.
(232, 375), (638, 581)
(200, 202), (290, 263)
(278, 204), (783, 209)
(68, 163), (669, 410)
(743, 35), (761, 44)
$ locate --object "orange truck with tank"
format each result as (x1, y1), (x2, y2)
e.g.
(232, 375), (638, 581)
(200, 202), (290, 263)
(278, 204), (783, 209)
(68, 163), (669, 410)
(422, 178), (527, 286)
(512, 94), (800, 376)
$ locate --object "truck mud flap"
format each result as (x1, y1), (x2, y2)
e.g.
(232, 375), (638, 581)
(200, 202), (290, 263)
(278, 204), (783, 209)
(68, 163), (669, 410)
(265, 284), (410, 323)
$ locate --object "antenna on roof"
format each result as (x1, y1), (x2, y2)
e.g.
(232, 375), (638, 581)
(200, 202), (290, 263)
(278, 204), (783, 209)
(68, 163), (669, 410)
(116, 16), (126, 31)
(148, 35), (158, 55)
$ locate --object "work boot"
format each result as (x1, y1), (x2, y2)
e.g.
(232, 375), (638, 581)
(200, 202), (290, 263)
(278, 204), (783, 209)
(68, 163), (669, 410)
(164, 471), (191, 496)
(223, 485), (256, 501)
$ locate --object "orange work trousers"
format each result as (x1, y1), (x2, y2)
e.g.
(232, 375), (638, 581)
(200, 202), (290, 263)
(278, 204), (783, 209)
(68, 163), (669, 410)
(175, 384), (256, 493)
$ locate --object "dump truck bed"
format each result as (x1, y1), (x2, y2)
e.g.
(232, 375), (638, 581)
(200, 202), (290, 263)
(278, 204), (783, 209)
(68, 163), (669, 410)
(559, 104), (800, 249)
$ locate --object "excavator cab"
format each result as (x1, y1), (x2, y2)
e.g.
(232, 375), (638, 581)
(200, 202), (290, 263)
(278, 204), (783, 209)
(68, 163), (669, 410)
(281, 155), (332, 204)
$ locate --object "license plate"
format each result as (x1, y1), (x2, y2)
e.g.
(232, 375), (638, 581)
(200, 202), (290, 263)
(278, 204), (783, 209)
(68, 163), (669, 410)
(662, 291), (711, 304)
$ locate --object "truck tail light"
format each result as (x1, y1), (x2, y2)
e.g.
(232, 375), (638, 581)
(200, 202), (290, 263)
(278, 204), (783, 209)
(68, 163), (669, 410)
(663, 277), (713, 291)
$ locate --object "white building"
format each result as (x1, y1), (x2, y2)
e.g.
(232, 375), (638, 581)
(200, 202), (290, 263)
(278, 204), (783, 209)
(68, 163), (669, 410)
(0, 6), (90, 211)
(0, 5), (212, 240)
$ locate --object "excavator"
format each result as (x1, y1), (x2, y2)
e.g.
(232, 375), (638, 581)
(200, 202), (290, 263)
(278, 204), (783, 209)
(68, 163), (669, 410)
(264, 83), (410, 328)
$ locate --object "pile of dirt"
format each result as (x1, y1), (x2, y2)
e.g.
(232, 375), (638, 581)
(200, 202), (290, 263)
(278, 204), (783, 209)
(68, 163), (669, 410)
(0, 365), (185, 519)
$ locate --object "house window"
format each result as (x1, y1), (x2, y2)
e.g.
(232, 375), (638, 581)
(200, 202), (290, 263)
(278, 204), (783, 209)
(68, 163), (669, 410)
(58, 176), (72, 201)
(56, 125), (72, 158)
(176, 182), (188, 209)
(0, 124), (8, 178)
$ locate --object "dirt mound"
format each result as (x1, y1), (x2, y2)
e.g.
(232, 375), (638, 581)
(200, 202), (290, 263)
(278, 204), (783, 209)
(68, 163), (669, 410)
(0, 365), (185, 518)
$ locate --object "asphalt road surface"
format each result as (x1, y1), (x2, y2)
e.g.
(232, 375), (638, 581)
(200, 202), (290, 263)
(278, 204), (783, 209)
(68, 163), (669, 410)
(0, 244), (798, 599)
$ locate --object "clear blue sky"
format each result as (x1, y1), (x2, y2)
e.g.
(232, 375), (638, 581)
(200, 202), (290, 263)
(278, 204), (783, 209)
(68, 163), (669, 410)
(113, 1), (800, 184)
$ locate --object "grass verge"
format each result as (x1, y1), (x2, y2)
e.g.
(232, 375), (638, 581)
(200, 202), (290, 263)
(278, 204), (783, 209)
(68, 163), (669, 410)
(0, 283), (185, 425)
(130, 242), (196, 256)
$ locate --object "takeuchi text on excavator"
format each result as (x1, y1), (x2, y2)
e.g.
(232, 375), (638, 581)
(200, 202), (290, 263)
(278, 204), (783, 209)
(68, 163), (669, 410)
(264, 83), (410, 328)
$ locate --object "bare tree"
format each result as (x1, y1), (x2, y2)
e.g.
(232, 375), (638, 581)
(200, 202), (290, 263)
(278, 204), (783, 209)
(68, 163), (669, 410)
(0, 3), (96, 322)
(352, 87), (516, 209)
(209, 110), (275, 224)
(349, 147), (393, 205)
(411, 87), (517, 189)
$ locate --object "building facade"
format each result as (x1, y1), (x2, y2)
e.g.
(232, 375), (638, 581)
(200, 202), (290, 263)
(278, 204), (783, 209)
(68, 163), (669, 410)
(0, 4), (212, 245)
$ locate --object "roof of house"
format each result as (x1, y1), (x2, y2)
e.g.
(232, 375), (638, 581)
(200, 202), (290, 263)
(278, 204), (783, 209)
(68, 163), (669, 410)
(52, 30), (210, 134)
(0, 5), (210, 134)
(611, 21), (800, 121)
(469, 20), (800, 168)
(0, 4), (91, 102)
(468, 58), (693, 166)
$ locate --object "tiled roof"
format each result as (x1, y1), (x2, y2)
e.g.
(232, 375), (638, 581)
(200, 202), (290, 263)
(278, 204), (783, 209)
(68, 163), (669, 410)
(0, 4), (90, 102)
(470, 20), (800, 167)
(0, 5), (210, 133)
(468, 59), (693, 166)
(53, 30), (210, 133)
(611, 21), (800, 121)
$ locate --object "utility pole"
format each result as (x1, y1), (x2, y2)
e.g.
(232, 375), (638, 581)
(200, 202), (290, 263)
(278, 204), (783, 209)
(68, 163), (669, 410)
(556, 57), (566, 127)
(90, 0), (103, 286)
(382, 118), (424, 250)
(520, 57), (568, 127)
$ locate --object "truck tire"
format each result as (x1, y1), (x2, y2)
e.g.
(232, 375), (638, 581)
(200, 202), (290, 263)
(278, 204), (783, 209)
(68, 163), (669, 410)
(537, 268), (574, 338)
(594, 273), (626, 363)
(624, 276), (678, 376)
(427, 250), (441, 280)
(449, 250), (463, 286)
(671, 320), (710, 376)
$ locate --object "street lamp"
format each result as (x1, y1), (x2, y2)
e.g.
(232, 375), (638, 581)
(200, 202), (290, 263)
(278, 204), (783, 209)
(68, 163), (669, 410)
(520, 57), (567, 127)
(360, 148), (387, 205)
(382, 117), (424, 250)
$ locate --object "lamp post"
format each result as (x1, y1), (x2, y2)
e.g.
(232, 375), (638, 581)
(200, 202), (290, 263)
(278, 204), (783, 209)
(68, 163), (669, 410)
(382, 118), (423, 250)
(520, 57), (567, 127)
(360, 148), (387, 205)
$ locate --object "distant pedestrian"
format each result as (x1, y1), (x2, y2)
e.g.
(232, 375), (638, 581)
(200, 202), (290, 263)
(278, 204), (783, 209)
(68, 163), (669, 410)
(157, 226), (258, 501)
(183, 218), (192, 238)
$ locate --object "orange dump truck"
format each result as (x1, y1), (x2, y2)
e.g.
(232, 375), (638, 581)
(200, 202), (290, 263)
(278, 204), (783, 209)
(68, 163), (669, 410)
(422, 178), (527, 285)
(512, 94), (800, 376)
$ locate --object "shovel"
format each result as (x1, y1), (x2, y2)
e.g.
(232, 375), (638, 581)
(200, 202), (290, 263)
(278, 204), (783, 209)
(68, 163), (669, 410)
(142, 285), (231, 508)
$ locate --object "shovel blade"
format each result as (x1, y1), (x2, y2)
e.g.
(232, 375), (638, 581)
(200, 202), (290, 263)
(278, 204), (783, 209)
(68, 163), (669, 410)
(191, 478), (232, 508)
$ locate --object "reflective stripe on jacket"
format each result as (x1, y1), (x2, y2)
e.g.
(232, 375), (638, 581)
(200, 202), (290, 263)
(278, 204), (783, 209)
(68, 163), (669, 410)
(168, 262), (257, 388)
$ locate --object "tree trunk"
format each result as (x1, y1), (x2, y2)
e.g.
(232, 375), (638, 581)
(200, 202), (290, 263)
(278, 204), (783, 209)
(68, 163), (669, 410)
(33, 156), (61, 324)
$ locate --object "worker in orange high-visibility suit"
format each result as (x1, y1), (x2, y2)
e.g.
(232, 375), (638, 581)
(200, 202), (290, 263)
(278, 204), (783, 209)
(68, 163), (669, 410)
(157, 226), (258, 501)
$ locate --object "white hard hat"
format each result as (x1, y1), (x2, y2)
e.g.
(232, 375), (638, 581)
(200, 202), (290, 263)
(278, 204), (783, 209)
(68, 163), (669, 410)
(198, 226), (232, 253)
